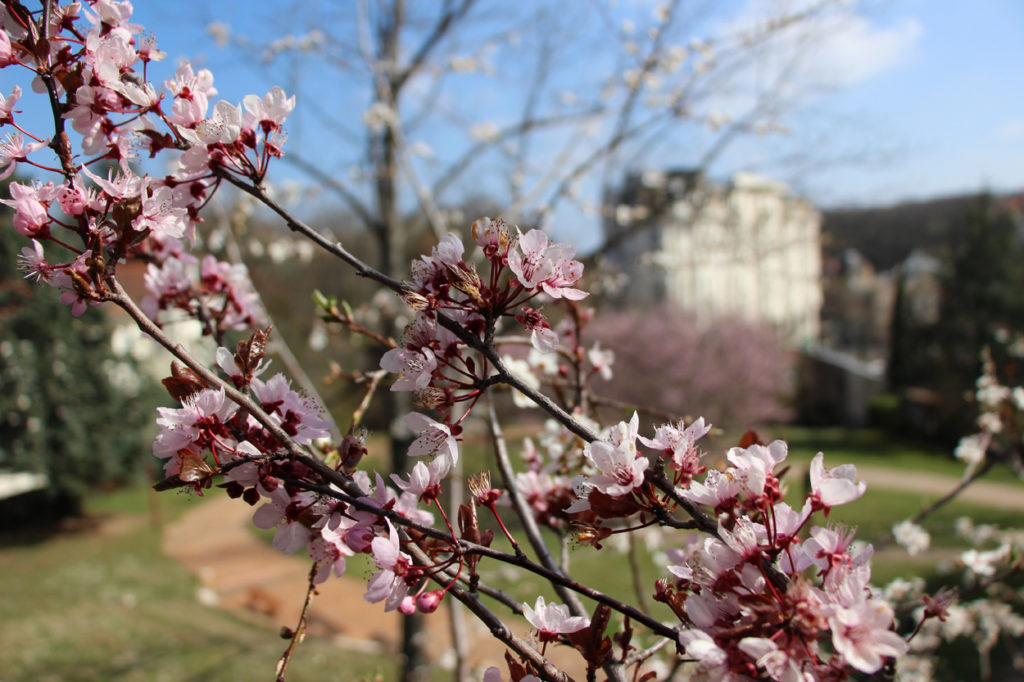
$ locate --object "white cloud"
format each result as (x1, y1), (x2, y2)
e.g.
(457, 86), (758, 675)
(691, 1), (921, 127)
(798, 13), (922, 87)
(717, 1), (922, 90)
(995, 120), (1024, 138)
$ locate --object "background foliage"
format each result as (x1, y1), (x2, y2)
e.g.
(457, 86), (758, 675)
(0, 189), (162, 520)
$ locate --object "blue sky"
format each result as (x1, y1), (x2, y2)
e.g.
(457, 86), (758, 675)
(6, 1), (1024, 251)
(790, 0), (1024, 206)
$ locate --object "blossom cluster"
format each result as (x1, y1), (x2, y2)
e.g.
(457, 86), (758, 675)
(529, 405), (906, 677)
(666, 445), (908, 678)
(953, 344), (1024, 472)
(153, 335), (446, 601)
(378, 218), (587, 457)
(882, 515), (1024, 681)
(1, 1), (288, 330)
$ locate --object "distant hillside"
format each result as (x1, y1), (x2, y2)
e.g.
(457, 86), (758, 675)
(822, 194), (983, 271)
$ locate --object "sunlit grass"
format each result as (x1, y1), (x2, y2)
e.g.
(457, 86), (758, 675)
(763, 425), (1023, 484)
(0, 487), (395, 682)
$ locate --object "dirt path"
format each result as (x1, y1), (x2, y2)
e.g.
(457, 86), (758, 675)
(855, 466), (1024, 511)
(162, 493), (584, 676)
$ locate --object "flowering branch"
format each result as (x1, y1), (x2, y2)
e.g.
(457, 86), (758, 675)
(0, 4), (958, 678)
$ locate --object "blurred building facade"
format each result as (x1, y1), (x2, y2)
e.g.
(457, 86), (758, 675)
(819, 248), (897, 362)
(603, 169), (822, 346)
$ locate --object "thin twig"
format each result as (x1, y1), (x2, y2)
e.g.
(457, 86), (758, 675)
(217, 173), (406, 294)
(350, 369), (387, 431)
(276, 561), (319, 682)
(402, 539), (571, 682)
(627, 532), (651, 615)
(878, 457), (998, 548)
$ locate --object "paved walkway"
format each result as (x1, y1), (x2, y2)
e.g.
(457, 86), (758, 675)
(161, 465), (1024, 674)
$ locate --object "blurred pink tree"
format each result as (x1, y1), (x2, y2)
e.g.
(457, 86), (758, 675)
(588, 304), (792, 427)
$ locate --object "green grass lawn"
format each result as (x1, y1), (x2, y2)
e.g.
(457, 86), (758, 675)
(759, 424), (1024, 483)
(0, 487), (395, 682)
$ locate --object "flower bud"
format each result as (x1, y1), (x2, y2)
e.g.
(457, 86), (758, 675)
(399, 595), (417, 615)
(417, 590), (443, 613)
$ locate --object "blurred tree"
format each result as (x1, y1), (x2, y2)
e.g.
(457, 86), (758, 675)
(587, 303), (793, 429)
(888, 194), (1024, 441)
(0, 189), (161, 522)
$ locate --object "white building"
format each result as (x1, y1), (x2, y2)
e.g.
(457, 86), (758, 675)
(603, 170), (822, 346)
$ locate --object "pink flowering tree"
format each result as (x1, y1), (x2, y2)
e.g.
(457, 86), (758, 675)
(585, 304), (793, 427)
(5, 3), (1024, 682)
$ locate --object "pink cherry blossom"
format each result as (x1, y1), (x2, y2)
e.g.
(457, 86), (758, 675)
(587, 342), (614, 380)
(196, 100), (242, 145)
(0, 85), (21, 125)
(134, 182), (188, 238)
(2, 181), (49, 237)
(809, 452), (866, 510)
(135, 32), (165, 63)
(771, 501), (812, 545)
(680, 469), (741, 508)
(583, 413), (649, 497)
(17, 240), (52, 283)
(364, 521), (413, 611)
(65, 85), (120, 154)
(56, 176), (100, 217)
(198, 255), (266, 331)
(250, 374), (331, 445)
(508, 229), (555, 288)
(252, 489), (317, 554)
(435, 232), (466, 266)
(804, 524), (857, 572)
(82, 166), (143, 202)
(308, 523), (354, 584)
(718, 517), (767, 562)
(416, 589), (443, 613)
(530, 326), (559, 353)
(538, 242), (587, 300)
(142, 256), (192, 319)
(0, 133), (47, 180)
(678, 629), (727, 668)
(390, 456), (450, 502)
(168, 93), (209, 128)
(0, 29), (14, 68)
(522, 595), (589, 642)
(738, 637), (804, 682)
(403, 412), (459, 465)
(82, 0), (134, 28)
(829, 599), (907, 673)
(471, 216), (511, 259)
(640, 416), (711, 477)
(165, 60), (217, 101)
(379, 347), (437, 391)
(154, 388), (238, 458)
(243, 86), (295, 130)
